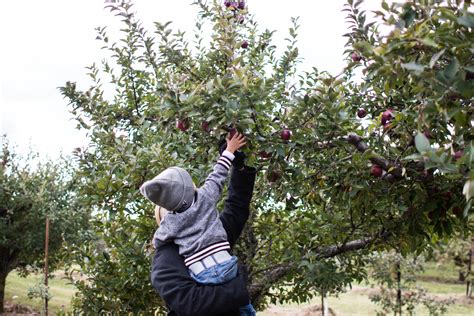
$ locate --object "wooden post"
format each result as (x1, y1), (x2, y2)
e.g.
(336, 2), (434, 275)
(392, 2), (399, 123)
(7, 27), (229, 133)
(396, 262), (402, 316)
(44, 217), (49, 316)
(467, 237), (473, 298)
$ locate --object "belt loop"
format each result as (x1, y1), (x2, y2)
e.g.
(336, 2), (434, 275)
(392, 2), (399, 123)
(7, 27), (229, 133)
(210, 254), (218, 265)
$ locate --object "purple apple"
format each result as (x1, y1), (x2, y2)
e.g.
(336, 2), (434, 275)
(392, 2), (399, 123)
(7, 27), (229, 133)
(454, 150), (463, 160)
(238, 1), (245, 10)
(351, 52), (362, 62)
(357, 108), (367, 118)
(201, 121), (210, 133)
(228, 127), (237, 139)
(280, 128), (292, 141)
(371, 165), (383, 178)
(381, 109), (393, 126)
(224, 0), (231, 7)
(176, 119), (188, 132)
(241, 40), (248, 49)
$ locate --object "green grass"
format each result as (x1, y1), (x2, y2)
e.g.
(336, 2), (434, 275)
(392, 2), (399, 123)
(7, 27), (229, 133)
(259, 288), (474, 315)
(4, 271), (76, 313)
(3, 262), (474, 315)
(419, 261), (461, 283)
(259, 260), (474, 315)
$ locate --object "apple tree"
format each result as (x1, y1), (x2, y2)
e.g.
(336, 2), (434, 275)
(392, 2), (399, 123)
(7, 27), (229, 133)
(60, 0), (473, 312)
(0, 137), (89, 313)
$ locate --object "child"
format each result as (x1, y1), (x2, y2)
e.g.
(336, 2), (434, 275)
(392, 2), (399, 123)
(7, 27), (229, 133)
(140, 131), (256, 316)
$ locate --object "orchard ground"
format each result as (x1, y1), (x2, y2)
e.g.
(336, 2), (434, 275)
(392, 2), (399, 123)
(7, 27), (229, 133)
(4, 262), (474, 315)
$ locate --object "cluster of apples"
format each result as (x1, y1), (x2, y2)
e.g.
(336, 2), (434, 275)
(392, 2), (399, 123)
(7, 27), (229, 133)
(224, 1), (246, 11)
(223, 1), (248, 49)
(356, 107), (394, 178)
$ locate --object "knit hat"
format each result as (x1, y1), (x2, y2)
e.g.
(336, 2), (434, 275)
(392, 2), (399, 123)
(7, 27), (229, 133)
(139, 167), (195, 213)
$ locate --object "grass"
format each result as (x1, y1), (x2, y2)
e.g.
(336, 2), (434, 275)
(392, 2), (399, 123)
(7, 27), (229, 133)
(260, 287), (474, 315)
(260, 261), (474, 315)
(3, 261), (474, 315)
(4, 271), (76, 314)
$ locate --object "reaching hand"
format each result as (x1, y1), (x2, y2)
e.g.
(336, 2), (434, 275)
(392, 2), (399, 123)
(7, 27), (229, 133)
(225, 131), (246, 154)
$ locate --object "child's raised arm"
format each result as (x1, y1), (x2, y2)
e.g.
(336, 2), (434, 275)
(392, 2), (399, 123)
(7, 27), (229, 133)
(199, 132), (246, 203)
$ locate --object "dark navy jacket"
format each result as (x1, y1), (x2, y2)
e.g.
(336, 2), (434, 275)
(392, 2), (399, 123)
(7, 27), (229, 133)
(151, 167), (257, 316)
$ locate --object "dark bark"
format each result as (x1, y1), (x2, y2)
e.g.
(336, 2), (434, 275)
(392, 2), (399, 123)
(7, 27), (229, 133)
(396, 262), (402, 315)
(249, 232), (386, 304)
(0, 269), (7, 313)
(347, 134), (403, 178)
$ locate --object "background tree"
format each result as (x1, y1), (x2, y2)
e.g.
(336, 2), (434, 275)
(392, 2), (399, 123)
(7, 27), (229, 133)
(368, 251), (453, 315)
(433, 233), (474, 297)
(60, 0), (473, 312)
(0, 136), (89, 313)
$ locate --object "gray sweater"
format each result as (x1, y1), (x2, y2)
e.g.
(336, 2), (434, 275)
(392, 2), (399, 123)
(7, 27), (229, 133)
(153, 151), (235, 267)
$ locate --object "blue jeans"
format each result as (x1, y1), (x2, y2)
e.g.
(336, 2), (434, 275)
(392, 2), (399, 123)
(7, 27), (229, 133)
(190, 256), (256, 316)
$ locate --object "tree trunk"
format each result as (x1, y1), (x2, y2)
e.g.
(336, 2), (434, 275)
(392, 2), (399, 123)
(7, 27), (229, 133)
(0, 270), (7, 314)
(467, 237), (473, 298)
(321, 290), (328, 316)
(396, 262), (402, 316)
(44, 217), (50, 316)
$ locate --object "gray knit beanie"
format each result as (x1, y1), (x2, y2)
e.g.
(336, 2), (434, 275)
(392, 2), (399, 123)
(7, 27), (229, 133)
(139, 167), (195, 213)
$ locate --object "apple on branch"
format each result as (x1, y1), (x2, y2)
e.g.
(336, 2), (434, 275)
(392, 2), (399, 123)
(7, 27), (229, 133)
(176, 119), (188, 132)
(280, 128), (292, 141)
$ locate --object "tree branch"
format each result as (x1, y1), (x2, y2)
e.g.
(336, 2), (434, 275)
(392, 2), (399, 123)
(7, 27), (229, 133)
(347, 134), (403, 178)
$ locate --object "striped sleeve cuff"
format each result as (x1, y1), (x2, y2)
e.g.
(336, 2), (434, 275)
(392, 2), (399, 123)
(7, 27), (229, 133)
(217, 150), (234, 170)
(222, 150), (235, 161)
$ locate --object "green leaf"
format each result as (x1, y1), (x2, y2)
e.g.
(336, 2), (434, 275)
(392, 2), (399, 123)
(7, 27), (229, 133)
(429, 49), (445, 69)
(401, 62), (425, 75)
(443, 58), (459, 81)
(457, 13), (474, 28)
(403, 153), (423, 161)
(420, 38), (438, 48)
(463, 179), (474, 202)
(415, 132), (430, 153)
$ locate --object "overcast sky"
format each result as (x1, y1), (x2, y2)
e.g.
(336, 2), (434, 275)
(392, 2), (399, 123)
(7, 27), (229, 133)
(0, 0), (385, 158)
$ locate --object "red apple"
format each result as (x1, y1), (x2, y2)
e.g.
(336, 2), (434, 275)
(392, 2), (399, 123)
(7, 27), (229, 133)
(371, 165), (383, 178)
(351, 52), (362, 62)
(176, 119), (188, 132)
(357, 108), (367, 118)
(454, 150), (463, 160)
(201, 121), (210, 133)
(241, 40), (248, 49)
(381, 109), (393, 126)
(228, 127), (237, 138)
(280, 128), (292, 141)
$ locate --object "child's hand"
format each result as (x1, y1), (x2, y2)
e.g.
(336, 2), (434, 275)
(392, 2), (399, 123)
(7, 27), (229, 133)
(226, 131), (246, 154)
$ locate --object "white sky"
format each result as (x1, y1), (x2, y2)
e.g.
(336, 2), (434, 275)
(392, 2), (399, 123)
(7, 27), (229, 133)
(0, 0), (385, 158)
